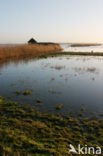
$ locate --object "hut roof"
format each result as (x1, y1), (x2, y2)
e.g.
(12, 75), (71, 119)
(28, 38), (37, 44)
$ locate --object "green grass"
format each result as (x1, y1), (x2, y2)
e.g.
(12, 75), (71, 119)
(16, 91), (22, 95)
(0, 96), (103, 155)
(56, 104), (63, 110)
(15, 90), (32, 96)
(36, 99), (42, 103)
(23, 90), (32, 95)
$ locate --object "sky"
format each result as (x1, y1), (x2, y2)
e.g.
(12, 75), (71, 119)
(0, 0), (103, 43)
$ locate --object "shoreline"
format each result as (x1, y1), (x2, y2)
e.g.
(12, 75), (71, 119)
(44, 51), (103, 57)
(71, 43), (102, 47)
(1, 45), (103, 64)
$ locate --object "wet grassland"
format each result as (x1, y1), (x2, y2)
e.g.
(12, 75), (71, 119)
(0, 97), (103, 155)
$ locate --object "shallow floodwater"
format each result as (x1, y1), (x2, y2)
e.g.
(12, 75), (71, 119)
(61, 43), (103, 52)
(0, 55), (103, 116)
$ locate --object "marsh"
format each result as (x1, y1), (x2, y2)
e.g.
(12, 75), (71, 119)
(0, 55), (103, 117)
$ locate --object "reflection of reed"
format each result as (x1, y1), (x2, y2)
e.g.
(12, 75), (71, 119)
(0, 56), (39, 69)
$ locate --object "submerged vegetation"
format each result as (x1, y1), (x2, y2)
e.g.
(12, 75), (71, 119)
(0, 97), (103, 155)
(36, 98), (42, 103)
(15, 90), (32, 96)
(23, 90), (32, 95)
(56, 104), (64, 110)
(51, 65), (65, 70)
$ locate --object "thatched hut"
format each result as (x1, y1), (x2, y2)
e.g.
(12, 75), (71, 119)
(28, 38), (37, 44)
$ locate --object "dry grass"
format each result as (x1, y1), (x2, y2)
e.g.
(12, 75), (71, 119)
(71, 43), (101, 47)
(0, 44), (62, 61)
(87, 67), (96, 72)
(51, 65), (65, 70)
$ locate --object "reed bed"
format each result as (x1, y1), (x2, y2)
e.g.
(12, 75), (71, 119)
(71, 43), (101, 47)
(0, 44), (62, 60)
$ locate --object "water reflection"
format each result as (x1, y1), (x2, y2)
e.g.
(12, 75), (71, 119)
(0, 55), (103, 117)
(61, 43), (103, 52)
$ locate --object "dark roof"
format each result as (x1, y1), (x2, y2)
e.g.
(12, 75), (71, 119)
(28, 38), (37, 44)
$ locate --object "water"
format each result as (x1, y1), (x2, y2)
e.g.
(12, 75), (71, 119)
(61, 43), (103, 52)
(0, 55), (103, 116)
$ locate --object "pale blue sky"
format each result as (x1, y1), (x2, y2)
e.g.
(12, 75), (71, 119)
(0, 0), (103, 43)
